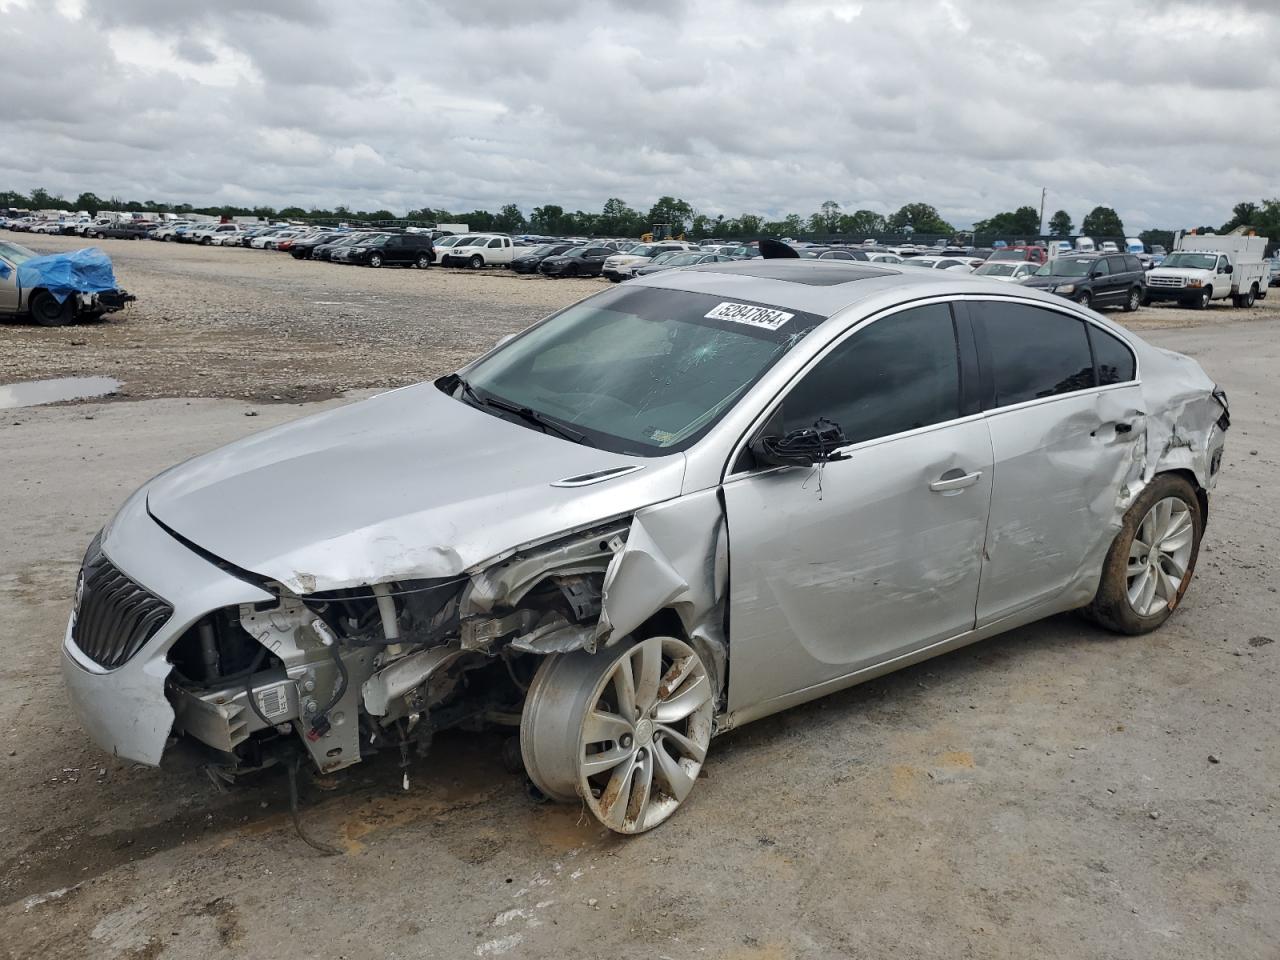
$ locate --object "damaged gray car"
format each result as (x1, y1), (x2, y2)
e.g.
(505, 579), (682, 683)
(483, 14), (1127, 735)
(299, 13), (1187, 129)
(62, 259), (1230, 834)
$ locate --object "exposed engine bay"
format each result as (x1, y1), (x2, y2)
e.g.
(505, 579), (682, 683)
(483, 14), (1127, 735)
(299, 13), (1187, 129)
(164, 509), (728, 782)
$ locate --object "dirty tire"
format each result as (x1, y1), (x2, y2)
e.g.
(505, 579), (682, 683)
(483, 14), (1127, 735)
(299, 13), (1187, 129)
(29, 290), (75, 327)
(1123, 287), (1141, 312)
(1084, 473), (1202, 635)
(1074, 290), (1092, 308)
(521, 635), (714, 834)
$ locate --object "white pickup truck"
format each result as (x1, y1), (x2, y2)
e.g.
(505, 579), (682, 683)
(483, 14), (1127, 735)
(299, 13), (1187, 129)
(439, 234), (517, 268)
(1143, 233), (1269, 309)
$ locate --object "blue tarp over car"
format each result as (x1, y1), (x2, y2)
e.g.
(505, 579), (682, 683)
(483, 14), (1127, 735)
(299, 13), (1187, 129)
(16, 247), (121, 303)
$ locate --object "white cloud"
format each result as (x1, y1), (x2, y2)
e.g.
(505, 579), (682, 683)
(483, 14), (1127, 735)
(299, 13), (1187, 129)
(0, 0), (1276, 229)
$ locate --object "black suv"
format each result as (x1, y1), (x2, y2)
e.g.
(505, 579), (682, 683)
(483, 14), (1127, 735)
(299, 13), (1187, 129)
(1022, 253), (1146, 311)
(348, 233), (436, 268)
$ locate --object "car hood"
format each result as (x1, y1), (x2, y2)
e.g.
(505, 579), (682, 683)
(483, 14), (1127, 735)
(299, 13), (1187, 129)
(1020, 275), (1074, 288)
(145, 382), (685, 595)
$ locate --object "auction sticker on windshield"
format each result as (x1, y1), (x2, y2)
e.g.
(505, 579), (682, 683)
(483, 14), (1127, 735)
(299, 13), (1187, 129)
(705, 301), (795, 331)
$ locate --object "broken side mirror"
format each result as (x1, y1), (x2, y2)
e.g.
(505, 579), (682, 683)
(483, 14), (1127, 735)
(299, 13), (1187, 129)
(749, 416), (849, 468)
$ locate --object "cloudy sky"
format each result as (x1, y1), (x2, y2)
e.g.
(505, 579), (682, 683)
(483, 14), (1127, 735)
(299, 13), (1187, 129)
(1, 0), (1276, 230)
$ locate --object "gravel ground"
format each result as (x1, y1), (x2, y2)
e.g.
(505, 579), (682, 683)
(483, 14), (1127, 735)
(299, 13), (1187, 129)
(1, 238), (1277, 960)
(1, 233), (597, 402)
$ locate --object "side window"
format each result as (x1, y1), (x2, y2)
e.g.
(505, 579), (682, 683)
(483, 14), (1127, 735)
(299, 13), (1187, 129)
(781, 303), (961, 445)
(1125, 255), (1142, 272)
(1110, 255), (1127, 273)
(1092, 258), (1110, 276)
(977, 302), (1096, 406)
(1089, 326), (1137, 385)
(488, 238), (504, 248)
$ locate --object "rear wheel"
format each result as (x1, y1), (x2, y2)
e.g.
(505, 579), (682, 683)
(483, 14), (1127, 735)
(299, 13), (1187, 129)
(1085, 474), (1202, 635)
(29, 291), (75, 327)
(521, 635), (714, 834)
(1123, 287), (1141, 312)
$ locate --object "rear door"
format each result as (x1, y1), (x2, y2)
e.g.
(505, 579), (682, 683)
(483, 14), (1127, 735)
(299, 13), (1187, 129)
(969, 299), (1144, 624)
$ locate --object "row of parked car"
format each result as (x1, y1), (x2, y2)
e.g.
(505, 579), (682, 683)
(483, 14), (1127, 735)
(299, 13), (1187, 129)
(4, 215), (1277, 306)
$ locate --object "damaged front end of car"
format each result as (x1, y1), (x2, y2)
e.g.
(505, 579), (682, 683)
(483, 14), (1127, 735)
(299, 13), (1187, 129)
(67, 493), (728, 787)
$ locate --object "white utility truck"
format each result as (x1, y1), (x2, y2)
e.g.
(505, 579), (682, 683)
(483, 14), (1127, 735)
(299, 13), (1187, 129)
(1143, 232), (1269, 309)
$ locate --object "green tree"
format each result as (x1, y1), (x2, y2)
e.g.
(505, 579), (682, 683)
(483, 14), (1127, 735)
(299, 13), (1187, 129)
(809, 200), (841, 234)
(29, 186), (62, 209)
(1048, 209), (1074, 236)
(735, 214), (764, 236)
(530, 204), (565, 233)
(74, 192), (103, 213)
(598, 197), (640, 235)
(0, 189), (30, 208)
(1081, 205), (1125, 239)
(973, 205), (1041, 240)
(838, 209), (886, 237)
(1138, 229), (1174, 252)
(494, 203), (525, 232)
(1219, 201), (1260, 234)
(646, 196), (694, 236)
(887, 202), (952, 235)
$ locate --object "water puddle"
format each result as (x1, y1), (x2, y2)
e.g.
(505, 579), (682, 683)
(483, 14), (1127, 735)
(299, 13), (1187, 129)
(0, 376), (121, 409)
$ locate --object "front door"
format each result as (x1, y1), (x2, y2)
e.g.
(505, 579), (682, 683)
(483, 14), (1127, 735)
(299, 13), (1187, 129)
(724, 302), (994, 714)
(969, 299), (1146, 623)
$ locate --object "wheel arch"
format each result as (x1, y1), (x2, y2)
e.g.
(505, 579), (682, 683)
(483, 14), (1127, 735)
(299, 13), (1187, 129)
(1152, 467), (1209, 528)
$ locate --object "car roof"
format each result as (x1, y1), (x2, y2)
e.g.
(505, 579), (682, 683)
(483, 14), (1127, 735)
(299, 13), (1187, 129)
(630, 257), (1078, 318)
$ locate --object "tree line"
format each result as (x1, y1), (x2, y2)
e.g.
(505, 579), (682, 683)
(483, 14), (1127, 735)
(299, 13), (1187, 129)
(3, 186), (1276, 246)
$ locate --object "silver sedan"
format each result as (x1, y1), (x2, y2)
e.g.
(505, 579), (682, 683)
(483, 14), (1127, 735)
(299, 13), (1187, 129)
(62, 258), (1229, 833)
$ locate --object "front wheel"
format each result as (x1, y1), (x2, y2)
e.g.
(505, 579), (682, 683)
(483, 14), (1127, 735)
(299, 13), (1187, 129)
(521, 635), (715, 834)
(1193, 288), (1211, 309)
(1074, 290), (1092, 308)
(368, 253), (382, 268)
(470, 254), (484, 270)
(416, 253), (431, 269)
(29, 291), (75, 327)
(1123, 287), (1141, 312)
(1085, 474), (1202, 635)
(201, 237), (212, 245)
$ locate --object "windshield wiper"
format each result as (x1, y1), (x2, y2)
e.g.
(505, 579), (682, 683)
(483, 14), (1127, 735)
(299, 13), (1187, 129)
(481, 394), (590, 445)
(449, 374), (591, 446)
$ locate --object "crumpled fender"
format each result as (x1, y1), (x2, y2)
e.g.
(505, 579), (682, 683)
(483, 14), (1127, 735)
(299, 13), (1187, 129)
(596, 490), (728, 696)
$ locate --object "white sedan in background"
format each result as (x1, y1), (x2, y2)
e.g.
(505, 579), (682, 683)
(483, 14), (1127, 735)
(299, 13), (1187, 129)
(902, 255), (976, 272)
(973, 261), (1039, 282)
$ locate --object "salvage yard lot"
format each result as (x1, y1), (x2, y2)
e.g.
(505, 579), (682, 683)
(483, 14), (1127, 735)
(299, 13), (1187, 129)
(1, 238), (1278, 959)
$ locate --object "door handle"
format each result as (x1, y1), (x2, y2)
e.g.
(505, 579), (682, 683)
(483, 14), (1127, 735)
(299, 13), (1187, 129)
(929, 470), (982, 494)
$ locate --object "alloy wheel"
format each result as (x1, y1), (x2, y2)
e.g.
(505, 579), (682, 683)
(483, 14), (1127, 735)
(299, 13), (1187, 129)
(1126, 496), (1194, 617)
(522, 636), (714, 834)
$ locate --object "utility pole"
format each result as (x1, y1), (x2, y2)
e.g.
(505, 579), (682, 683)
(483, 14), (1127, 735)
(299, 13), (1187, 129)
(1039, 188), (1047, 236)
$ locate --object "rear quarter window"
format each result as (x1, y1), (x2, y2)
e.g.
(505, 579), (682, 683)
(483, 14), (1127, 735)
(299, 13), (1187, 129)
(1089, 326), (1137, 384)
